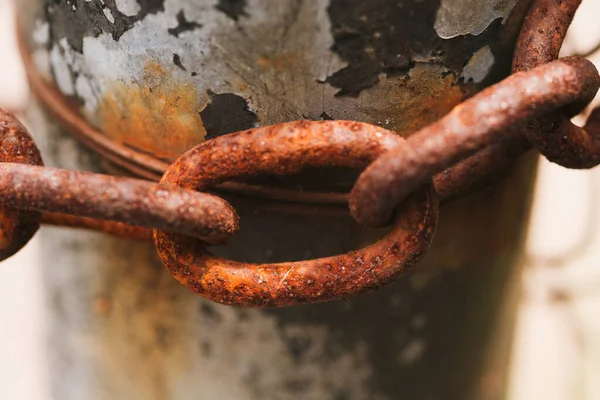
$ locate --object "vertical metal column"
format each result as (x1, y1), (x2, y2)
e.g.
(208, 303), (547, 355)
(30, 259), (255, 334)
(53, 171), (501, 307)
(19, 1), (536, 399)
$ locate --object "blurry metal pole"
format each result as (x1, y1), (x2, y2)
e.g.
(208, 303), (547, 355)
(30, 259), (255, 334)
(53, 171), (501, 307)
(18, 0), (536, 399)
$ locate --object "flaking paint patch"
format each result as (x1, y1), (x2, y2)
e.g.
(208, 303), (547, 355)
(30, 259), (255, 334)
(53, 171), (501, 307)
(99, 60), (206, 159)
(461, 45), (495, 83)
(115, 0), (142, 16)
(50, 39), (76, 96)
(216, 0), (248, 21)
(435, 0), (518, 39)
(42, 2), (220, 158)
(32, 21), (52, 78)
(39, 0), (502, 162)
(323, 64), (464, 136)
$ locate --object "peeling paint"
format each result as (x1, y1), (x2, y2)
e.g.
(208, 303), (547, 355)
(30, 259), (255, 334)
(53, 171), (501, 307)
(216, 0), (248, 21)
(30, 0), (525, 163)
(322, 64), (465, 137)
(168, 10), (202, 37)
(45, 0), (166, 52)
(435, 0), (518, 39)
(50, 39), (75, 96)
(461, 45), (495, 83)
(32, 20), (49, 45)
(325, 0), (413, 97)
(172, 53), (186, 71)
(200, 92), (259, 140)
(115, 0), (142, 17)
(32, 21), (51, 78)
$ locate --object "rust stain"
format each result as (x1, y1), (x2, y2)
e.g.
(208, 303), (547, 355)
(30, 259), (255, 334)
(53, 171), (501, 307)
(392, 66), (464, 137)
(98, 60), (206, 160)
(256, 53), (301, 72)
(93, 296), (112, 316)
(353, 64), (465, 138)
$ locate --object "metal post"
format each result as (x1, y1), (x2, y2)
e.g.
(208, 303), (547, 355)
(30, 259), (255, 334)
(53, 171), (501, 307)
(18, 1), (536, 399)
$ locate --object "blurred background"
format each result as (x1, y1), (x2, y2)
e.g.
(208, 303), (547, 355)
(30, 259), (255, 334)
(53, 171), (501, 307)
(1, 0), (600, 398)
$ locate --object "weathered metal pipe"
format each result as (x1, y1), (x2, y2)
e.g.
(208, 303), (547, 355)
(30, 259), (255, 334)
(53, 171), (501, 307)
(16, 0), (538, 399)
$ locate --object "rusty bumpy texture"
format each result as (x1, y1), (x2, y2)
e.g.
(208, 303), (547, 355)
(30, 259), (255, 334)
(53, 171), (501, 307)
(154, 121), (439, 307)
(0, 108), (239, 262)
(2, 0), (600, 307)
(350, 0), (600, 227)
(350, 57), (600, 227)
(0, 110), (43, 260)
(432, 0), (600, 202)
(513, 0), (600, 168)
(0, 163), (239, 245)
(0, 116), (440, 307)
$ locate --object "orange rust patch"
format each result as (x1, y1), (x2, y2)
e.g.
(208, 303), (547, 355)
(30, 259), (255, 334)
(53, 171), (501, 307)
(93, 296), (112, 316)
(98, 60), (206, 160)
(256, 53), (301, 72)
(358, 64), (465, 137)
(398, 66), (465, 137)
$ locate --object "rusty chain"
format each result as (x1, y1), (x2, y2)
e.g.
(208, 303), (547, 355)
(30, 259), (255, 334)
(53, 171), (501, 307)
(1, 0), (599, 307)
(351, 0), (600, 227)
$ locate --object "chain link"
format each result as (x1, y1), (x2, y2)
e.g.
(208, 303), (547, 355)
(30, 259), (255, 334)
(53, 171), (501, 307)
(0, 0), (598, 307)
(350, 56), (600, 227)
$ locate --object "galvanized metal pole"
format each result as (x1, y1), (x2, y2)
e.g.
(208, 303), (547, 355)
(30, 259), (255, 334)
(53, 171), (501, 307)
(18, 1), (536, 399)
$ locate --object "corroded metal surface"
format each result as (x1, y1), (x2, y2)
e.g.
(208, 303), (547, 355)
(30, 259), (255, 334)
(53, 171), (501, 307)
(0, 116), (441, 306)
(350, 57), (600, 227)
(5, 47), (600, 303)
(41, 212), (153, 241)
(0, 111), (239, 257)
(17, 0), (532, 195)
(435, 0), (518, 38)
(154, 121), (438, 307)
(0, 109), (42, 260)
(28, 95), (535, 400)
(10, 0), (546, 398)
(514, 0), (600, 169)
(27, 97), (536, 399)
(0, 163), (239, 245)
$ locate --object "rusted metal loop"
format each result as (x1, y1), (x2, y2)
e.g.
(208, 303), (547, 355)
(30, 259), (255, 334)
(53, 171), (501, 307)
(0, 164), (239, 245)
(350, 57), (600, 227)
(154, 121), (439, 307)
(0, 108), (239, 246)
(513, 0), (600, 169)
(0, 109), (43, 261)
(422, 0), (594, 205)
